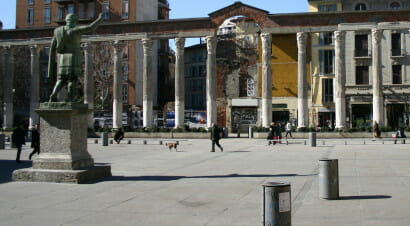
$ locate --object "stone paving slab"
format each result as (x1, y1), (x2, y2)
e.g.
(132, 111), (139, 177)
(0, 138), (409, 225)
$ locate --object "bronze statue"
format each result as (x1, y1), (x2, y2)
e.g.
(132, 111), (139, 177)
(48, 13), (103, 102)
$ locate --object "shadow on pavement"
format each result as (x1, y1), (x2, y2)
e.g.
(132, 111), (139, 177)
(339, 195), (392, 200)
(105, 173), (302, 182)
(0, 160), (32, 184)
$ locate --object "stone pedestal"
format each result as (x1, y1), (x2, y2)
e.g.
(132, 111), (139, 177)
(12, 102), (111, 183)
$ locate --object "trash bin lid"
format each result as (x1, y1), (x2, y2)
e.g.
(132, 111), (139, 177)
(262, 182), (290, 187)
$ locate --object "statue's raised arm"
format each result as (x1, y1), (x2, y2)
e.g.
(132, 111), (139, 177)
(73, 13), (104, 34)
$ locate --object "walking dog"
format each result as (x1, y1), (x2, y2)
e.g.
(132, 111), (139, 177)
(165, 142), (178, 151)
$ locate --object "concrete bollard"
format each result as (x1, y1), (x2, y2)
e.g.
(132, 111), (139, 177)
(94, 139), (98, 144)
(0, 134), (5, 149)
(262, 182), (291, 226)
(101, 132), (108, 146)
(143, 140), (147, 145)
(319, 159), (339, 200)
(248, 127), (254, 139)
(309, 132), (316, 147)
(159, 140), (163, 145)
(128, 140), (131, 144)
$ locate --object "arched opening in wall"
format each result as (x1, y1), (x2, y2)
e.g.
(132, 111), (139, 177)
(217, 16), (261, 132)
(390, 1), (401, 9)
(355, 3), (367, 11)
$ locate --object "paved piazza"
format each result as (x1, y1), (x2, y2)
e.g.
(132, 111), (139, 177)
(0, 138), (409, 225)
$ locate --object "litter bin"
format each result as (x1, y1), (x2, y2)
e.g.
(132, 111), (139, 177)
(101, 132), (108, 146)
(262, 182), (291, 226)
(318, 159), (339, 199)
(0, 134), (4, 149)
(309, 132), (316, 147)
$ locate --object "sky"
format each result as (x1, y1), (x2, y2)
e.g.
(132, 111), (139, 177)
(0, 0), (309, 46)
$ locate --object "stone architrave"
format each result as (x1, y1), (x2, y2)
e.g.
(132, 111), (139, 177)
(297, 32), (308, 128)
(206, 36), (217, 128)
(82, 42), (94, 129)
(334, 31), (346, 129)
(372, 29), (384, 126)
(113, 40), (123, 130)
(142, 39), (153, 128)
(261, 33), (272, 128)
(12, 103), (111, 183)
(29, 45), (40, 129)
(3, 46), (14, 129)
(174, 38), (185, 128)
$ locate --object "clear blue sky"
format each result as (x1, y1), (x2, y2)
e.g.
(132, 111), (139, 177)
(0, 0), (308, 30)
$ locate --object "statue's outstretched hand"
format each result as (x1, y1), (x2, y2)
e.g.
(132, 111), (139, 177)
(98, 13), (103, 20)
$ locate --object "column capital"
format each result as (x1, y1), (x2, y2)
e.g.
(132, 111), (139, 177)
(205, 36), (217, 54)
(112, 40), (123, 54)
(142, 38), (153, 52)
(334, 31), (346, 42)
(371, 28), (383, 42)
(29, 44), (39, 56)
(174, 38), (185, 51)
(260, 32), (271, 41)
(81, 42), (93, 51)
(297, 32), (307, 48)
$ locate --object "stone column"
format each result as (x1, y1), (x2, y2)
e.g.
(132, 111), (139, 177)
(372, 29), (384, 126)
(174, 38), (185, 128)
(206, 36), (217, 128)
(261, 33), (272, 128)
(297, 32), (308, 128)
(113, 40), (123, 129)
(334, 31), (346, 130)
(29, 45), (40, 129)
(3, 46), (14, 129)
(142, 39), (153, 128)
(82, 42), (94, 129)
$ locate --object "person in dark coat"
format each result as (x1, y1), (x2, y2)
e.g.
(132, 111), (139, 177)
(12, 124), (26, 163)
(267, 122), (275, 145)
(29, 124), (40, 160)
(114, 128), (124, 144)
(210, 123), (223, 152)
(275, 123), (282, 144)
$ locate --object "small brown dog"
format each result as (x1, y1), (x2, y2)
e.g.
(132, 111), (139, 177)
(166, 142), (178, 151)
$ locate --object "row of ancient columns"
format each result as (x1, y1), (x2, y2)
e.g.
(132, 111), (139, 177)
(1, 29), (385, 130)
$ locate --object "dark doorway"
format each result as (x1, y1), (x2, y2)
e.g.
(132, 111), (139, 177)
(318, 112), (335, 130)
(352, 104), (372, 128)
(272, 111), (290, 125)
(387, 104), (405, 129)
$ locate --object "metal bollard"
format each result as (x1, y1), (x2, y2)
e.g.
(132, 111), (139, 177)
(159, 140), (163, 145)
(344, 140), (347, 145)
(322, 140), (325, 145)
(363, 140), (366, 145)
(143, 140), (147, 145)
(394, 139), (397, 144)
(319, 159), (339, 200)
(286, 140), (288, 145)
(0, 134), (5, 149)
(101, 132), (108, 146)
(94, 139), (98, 144)
(309, 132), (316, 147)
(304, 140), (307, 145)
(402, 139), (406, 144)
(262, 182), (291, 226)
(109, 140), (113, 144)
(128, 140), (131, 144)
(176, 140), (179, 145)
(249, 127), (254, 139)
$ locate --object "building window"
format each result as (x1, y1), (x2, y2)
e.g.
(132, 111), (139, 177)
(44, 7), (51, 24)
(392, 65), (402, 84)
(87, 2), (95, 19)
(102, 2), (110, 20)
(28, 0), (34, 5)
(58, 5), (65, 21)
(68, 4), (74, 14)
(390, 2), (401, 9)
(322, 78), (333, 104)
(122, 63), (129, 81)
(122, 43), (128, 59)
(44, 0), (50, 4)
(122, 0), (129, 19)
(318, 4), (337, 12)
(78, 3), (86, 19)
(27, 8), (34, 25)
(356, 66), (369, 85)
(319, 32), (333, 45)
(391, 33), (401, 56)
(319, 50), (334, 74)
(355, 34), (368, 57)
(355, 3), (367, 11)
(122, 84), (128, 103)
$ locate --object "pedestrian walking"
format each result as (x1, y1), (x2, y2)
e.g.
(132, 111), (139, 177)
(267, 126), (274, 145)
(270, 122), (276, 145)
(285, 121), (293, 139)
(276, 123), (282, 144)
(29, 124), (40, 160)
(114, 128), (124, 144)
(373, 121), (381, 138)
(12, 124), (26, 163)
(210, 123), (223, 152)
